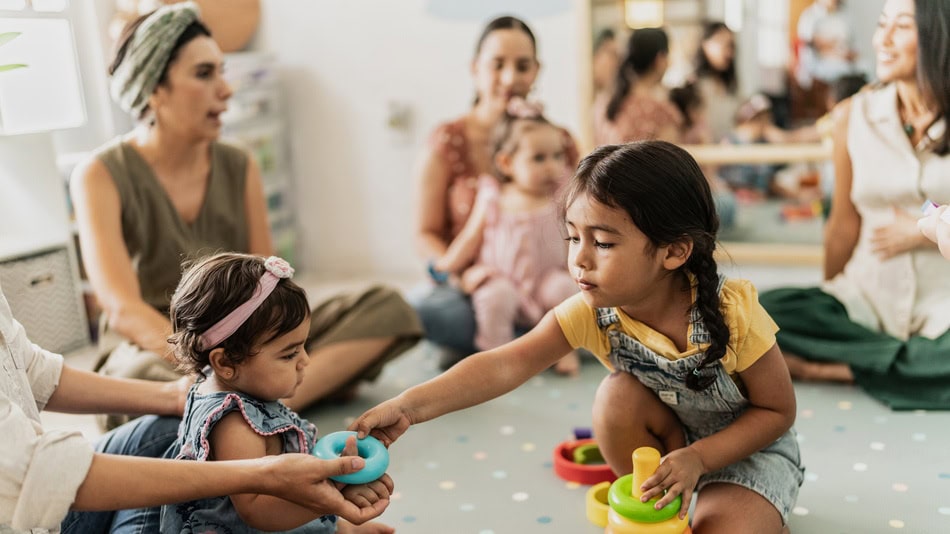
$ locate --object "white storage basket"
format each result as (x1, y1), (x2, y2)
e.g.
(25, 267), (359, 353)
(0, 246), (89, 353)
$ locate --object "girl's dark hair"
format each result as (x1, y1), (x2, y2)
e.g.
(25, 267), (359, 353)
(670, 83), (703, 129)
(491, 111), (555, 181)
(169, 252), (311, 375)
(563, 141), (727, 391)
(695, 21), (737, 94)
(915, 0), (950, 155)
(606, 27), (669, 122)
(108, 12), (212, 119)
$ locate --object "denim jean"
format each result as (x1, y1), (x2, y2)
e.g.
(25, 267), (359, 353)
(60, 415), (180, 534)
(408, 283), (477, 355)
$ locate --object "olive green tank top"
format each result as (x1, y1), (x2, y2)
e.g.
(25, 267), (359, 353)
(95, 139), (249, 314)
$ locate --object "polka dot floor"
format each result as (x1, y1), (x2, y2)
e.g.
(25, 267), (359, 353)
(306, 344), (950, 534)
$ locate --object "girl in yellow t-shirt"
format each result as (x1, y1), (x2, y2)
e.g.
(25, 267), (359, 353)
(351, 141), (802, 533)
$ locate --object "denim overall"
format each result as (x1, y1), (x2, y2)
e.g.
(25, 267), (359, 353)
(596, 279), (803, 522)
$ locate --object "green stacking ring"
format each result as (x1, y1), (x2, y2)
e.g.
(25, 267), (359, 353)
(607, 474), (682, 523)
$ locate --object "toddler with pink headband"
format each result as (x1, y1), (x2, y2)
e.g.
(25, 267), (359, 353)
(160, 252), (395, 534)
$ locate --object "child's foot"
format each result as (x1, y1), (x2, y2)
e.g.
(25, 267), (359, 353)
(552, 351), (580, 377)
(336, 519), (395, 534)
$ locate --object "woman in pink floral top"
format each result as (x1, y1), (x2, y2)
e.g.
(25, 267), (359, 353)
(594, 27), (683, 145)
(411, 16), (578, 365)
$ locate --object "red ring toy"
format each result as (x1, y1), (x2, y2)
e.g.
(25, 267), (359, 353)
(553, 439), (617, 485)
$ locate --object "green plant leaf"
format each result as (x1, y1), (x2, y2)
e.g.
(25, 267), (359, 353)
(0, 32), (22, 48)
(0, 63), (27, 72)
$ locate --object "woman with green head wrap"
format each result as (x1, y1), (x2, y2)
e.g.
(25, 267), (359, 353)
(71, 2), (421, 425)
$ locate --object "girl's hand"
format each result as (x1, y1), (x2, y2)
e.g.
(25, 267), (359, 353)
(340, 473), (395, 509)
(872, 207), (929, 259)
(349, 398), (414, 447)
(638, 446), (706, 520)
(459, 264), (494, 294)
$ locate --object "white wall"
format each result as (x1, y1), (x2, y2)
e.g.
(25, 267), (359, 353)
(253, 1), (582, 279)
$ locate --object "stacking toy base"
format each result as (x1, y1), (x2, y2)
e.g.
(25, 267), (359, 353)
(606, 508), (691, 533)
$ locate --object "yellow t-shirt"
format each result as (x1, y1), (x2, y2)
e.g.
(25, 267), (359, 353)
(554, 279), (778, 374)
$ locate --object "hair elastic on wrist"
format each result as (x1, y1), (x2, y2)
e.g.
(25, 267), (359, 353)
(198, 256), (294, 350)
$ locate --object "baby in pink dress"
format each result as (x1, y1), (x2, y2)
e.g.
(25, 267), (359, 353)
(434, 99), (580, 374)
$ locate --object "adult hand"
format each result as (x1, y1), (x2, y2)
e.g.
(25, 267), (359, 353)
(459, 264), (494, 294)
(161, 375), (196, 416)
(638, 446), (706, 520)
(871, 207), (929, 260)
(918, 205), (950, 260)
(263, 454), (391, 525)
(349, 398), (414, 447)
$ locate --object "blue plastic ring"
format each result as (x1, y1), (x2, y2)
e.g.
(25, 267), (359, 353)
(310, 431), (390, 484)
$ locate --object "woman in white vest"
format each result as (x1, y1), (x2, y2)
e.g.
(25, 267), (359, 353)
(760, 0), (950, 410)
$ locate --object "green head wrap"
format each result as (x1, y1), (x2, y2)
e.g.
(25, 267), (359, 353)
(109, 2), (201, 118)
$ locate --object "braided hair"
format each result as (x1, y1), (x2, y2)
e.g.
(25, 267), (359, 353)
(605, 27), (669, 122)
(563, 141), (728, 390)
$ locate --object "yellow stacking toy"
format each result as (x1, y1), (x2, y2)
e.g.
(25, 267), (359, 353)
(585, 447), (692, 533)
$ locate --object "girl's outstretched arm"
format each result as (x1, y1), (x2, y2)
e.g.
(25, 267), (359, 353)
(351, 311), (573, 445)
(640, 343), (796, 512)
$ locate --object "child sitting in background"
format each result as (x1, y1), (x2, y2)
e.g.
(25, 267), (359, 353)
(161, 253), (394, 534)
(433, 98), (581, 375)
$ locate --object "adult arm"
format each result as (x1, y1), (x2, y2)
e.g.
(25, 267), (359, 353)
(69, 158), (173, 358)
(71, 453), (386, 524)
(207, 413), (392, 531)
(434, 185), (489, 274)
(413, 141), (453, 261)
(823, 99), (861, 280)
(243, 155), (274, 256)
(351, 312), (572, 446)
(44, 365), (187, 417)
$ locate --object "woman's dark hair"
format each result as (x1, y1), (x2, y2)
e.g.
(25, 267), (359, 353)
(594, 28), (616, 53)
(562, 141), (727, 391)
(169, 252), (311, 375)
(606, 27), (669, 122)
(474, 15), (537, 58)
(695, 21), (737, 94)
(670, 83), (703, 129)
(108, 12), (211, 118)
(915, 0), (950, 155)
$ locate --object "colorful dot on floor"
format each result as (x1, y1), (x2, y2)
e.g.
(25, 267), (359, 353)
(792, 506), (809, 516)
(500, 425), (515, 436)
(543, 461), (553, 468)
(888, 519), (905, 528)
(548, 390), (562, 399)
(492, 470), (508, 479)
(342, 416), (355, 426)
(845, 495), (859, 503)
(473, 451), (487, 460)
(567, 402), (579, 410)
(938, 473), (950, 479)
(912, 433), (927, 442)
(391, 492), (402, 500)
(892, 483), (909, 492)
(426, 461), (439, 470)
(834, 425), (846, 432)
(439, 481), (456, 490)
(805, 472), (819, 482)
(565, 481), (581, 489)
(870, 442), (886, 451)
(913, 410), (928, 416)
(459, 503), (475, 512)
(456, 435), (469, 443)
(521, 442), (536, 452)
(938, 507), (950, 515)
(537, 516), (553, 524)
(478, 530), (495, 534)
(796, 434), (807, 443)
(512, 492), (530, 502)
(874, 416), (888, 424)
(837, 401), (853, 410)
(854, 463), (869, 472)
(402, 516), (416, 523)
(801, 409), (814, 418)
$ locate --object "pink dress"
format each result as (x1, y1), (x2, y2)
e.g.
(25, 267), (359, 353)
(470, 176), (578, 350)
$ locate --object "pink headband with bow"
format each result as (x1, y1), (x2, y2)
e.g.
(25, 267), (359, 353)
(506, 96), (544, 119)
(198, 256), (295, 350)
